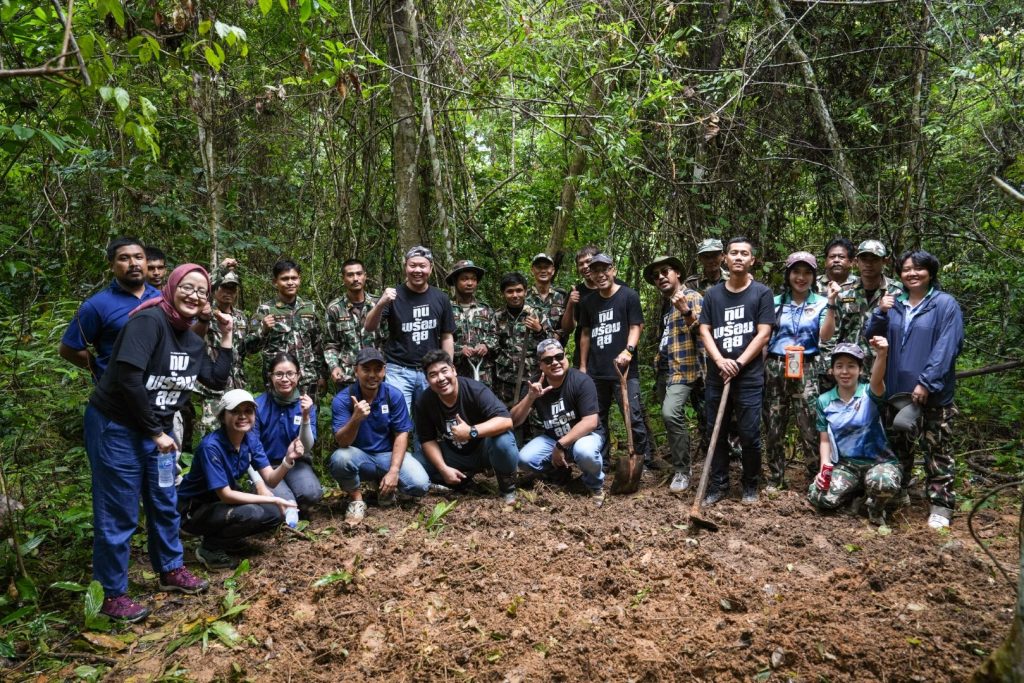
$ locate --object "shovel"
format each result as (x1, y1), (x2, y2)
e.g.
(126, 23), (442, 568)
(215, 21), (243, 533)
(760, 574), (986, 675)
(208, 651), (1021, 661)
(689, 380), (731, 531)
(610, 363), (644, 495)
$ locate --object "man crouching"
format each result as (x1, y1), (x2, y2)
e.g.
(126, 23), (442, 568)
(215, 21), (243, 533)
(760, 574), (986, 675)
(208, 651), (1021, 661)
(512, 339), (605, 505)
(413, 350), (519, 503)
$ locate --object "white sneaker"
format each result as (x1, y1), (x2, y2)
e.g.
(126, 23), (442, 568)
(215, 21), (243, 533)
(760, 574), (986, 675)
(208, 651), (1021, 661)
(669, 472), (690, 493)
(345, 500), (367, 525)
(927, 513), (949, 530)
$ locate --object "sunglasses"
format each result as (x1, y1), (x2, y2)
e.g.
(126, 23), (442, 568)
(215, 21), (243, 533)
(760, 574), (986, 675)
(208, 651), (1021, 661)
(540, 352), (565, 365)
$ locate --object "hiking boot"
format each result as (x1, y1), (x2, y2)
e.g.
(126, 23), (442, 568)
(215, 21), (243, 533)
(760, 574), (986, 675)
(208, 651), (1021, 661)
(591, 489), (606, 507)
(100, 595), (150, 623)
(669, 472), (690, 493)
(865, 498), (887, 526)
(345, 500), (367, 525)
(741, 485), (759, 504)
(159, 567), (209, 595)
(703, 489), (726, 506)
(196, 544), (239, 571)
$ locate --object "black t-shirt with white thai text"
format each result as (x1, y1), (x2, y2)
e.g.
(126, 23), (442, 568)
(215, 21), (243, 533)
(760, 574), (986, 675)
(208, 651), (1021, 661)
(382, 284), (456, 367)
(532, 368), (601, 440)
(578, 285), (644, 380)
(698, 280), (775, 387)
(415, 377), (510, 455)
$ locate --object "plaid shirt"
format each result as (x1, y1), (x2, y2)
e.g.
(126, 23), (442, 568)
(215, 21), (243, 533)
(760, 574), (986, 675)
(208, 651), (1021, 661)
(654, 288), (703, 385)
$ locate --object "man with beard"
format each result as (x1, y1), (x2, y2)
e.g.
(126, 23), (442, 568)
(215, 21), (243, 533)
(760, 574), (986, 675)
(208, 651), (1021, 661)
(645, 255), (703, 492)
(325, 258), (384, 393)
(60, 237), (161, 382)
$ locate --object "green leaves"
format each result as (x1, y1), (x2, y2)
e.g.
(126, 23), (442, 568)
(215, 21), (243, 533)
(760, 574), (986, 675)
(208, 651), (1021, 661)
(98, 86), (130, 112)
(83, 581), (111, 631)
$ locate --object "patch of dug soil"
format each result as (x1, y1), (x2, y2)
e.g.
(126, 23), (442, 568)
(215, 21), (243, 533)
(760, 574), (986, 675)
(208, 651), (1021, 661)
(108, 471), (1018, 682)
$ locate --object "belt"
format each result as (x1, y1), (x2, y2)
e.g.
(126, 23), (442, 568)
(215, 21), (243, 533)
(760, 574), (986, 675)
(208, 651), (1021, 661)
(769, 352), (819, 360)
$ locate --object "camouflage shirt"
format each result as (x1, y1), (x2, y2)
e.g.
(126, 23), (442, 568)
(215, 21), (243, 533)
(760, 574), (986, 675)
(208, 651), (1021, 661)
(196, 307), (249, 398)
(683, 267), (728, 295)
(815, 272), (860, 360)
(245, 295), (327, 389)
(815, 272), (859, 296)
(494, 304), (551, 396)
(324, 293), (383, 384)
(837, 275), (905, 371)
(526, 286), (568, 341)
(451, 300), (498, 384)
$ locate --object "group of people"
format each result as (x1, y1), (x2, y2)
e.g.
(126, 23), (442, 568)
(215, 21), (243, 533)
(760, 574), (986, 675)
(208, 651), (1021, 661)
(60, 235), (963, 622)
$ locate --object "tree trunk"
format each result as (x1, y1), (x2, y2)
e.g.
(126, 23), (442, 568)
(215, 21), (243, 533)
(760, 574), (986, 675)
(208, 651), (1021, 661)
(193, 73), (223, 267)
(901, 2), (931, 238)
(546, 73), (607, 257)
(768, 0), (865, 226)
(386, 0), (422, 252)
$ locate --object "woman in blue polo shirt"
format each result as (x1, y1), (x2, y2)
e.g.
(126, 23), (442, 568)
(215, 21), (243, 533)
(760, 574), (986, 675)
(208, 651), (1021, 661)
(763, 251), (838, 490)
(179, 389), (299, 570)
(808, 339), (900, 526)
(253, 353), (323, 516)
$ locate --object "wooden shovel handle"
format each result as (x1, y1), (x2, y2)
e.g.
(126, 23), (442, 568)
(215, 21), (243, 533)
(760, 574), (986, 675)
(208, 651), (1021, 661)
(691, 380), (731, 513)
(613, 362), (634, 453)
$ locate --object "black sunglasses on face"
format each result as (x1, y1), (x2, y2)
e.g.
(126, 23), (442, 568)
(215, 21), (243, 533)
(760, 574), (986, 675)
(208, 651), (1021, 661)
(540, 352), (565, 365)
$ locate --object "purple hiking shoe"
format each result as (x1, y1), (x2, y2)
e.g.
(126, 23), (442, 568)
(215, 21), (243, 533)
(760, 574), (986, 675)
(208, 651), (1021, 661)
(100, 594), (151, 623)
(159, 566), (209, 595)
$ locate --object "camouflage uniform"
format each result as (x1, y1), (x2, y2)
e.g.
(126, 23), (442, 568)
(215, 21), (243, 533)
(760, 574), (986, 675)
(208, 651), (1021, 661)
(763, 355), (822, 486)
(682, 267), (728, 296)
(451, 300), (498, 385)
(493, 304), (550, 407)
(324, 293), (383, 388)
(835, 276), (904, 380)
(807, 460), (901, 510)
(196, 307), (249, 434)
(814, 272), (858, 392)
(245, 296), (328, 395)
(884, 403), (959, 511)
(526, 286), (568, 343)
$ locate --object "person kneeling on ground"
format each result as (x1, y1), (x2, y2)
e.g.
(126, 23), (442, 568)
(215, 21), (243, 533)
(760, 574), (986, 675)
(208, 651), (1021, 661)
(512, 339), (606, 505)
(413, 349), (519, 503)
(328, 347), (430, 525)
(177, 389), (300, 570)
(808, 340), (900, 526)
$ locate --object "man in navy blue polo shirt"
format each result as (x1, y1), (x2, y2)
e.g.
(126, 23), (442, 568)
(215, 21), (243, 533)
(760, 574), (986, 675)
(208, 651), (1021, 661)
(328, 347), (430, 525)
(59, 237), (161, 382)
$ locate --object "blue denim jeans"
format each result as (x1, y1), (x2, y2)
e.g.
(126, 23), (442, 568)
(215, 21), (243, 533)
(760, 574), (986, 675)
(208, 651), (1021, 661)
(84, 404), (184, 597)
(518, 432), (605, 492)
(414, 431), (519, 482)
(328, 446), (430, 497)
(386, 363), (429, 457)
(705, 380), (763, 492)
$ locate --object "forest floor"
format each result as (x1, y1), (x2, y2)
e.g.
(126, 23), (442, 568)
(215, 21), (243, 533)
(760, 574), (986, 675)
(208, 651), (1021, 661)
(40, 461), (1022, 683)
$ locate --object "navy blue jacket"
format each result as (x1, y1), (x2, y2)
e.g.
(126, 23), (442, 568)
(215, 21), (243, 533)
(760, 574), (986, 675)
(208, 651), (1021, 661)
(864, 289), (963, 407)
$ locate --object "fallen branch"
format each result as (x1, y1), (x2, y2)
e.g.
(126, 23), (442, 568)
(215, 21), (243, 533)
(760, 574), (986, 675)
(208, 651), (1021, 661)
(956, 360), (1024, 380)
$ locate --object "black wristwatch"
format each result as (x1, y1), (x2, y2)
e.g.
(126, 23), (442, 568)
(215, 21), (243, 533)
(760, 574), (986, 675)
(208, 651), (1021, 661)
(554, 441), (567, 453)
(626, 344), (636, 354)
(469, 425), (479, 439)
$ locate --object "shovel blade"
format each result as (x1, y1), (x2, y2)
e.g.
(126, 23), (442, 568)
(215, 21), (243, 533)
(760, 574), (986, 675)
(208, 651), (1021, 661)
(610, 451), (644, 495)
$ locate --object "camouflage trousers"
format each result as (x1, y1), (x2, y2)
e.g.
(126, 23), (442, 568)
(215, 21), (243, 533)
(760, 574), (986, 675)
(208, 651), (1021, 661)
(885, 403), (958, 512)
(762, 355), (821, 488)
(807, 459), (901, 510)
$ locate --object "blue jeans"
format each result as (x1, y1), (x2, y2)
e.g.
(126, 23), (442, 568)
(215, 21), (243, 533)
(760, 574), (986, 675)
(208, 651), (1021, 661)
(328, 447), (430, 497)
(269, 459), (323, 511)
(414, 431), (519, 482)
(386, 363), (429, 457)
(84, 404), (184, 597)
(705, 380), (763, 492)
(518, 432), (605, 492)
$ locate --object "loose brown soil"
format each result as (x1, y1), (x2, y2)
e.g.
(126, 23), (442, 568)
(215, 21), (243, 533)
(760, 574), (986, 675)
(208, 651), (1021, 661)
(82, 467), (1020, 682)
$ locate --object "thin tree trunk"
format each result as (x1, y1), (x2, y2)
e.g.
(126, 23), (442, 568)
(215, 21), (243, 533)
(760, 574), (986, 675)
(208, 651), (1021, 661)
(901, 2), (931, 237)
(193, 73), (223, 266)
(768, 0), (864, 225)
(386, 0), (422, 251)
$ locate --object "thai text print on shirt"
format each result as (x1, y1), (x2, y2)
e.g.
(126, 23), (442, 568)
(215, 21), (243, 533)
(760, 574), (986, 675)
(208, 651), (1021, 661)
(713, 305), (755, 353)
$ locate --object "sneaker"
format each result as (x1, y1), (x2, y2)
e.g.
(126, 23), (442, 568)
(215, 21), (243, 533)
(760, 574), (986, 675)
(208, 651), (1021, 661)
(196, 544), (239, 570)
(345, 500), (367, 525)
(591, 489), (606, 507)
(703, 489), (726, 506)
(927, 513), (950, 530)
(428, 483), (452, 494)
(496, 474), (517, 504)
(159, 567), (209, 595)
(866, 499), (887, 526)
(741, 486), (758, 504)
(501, 489), (517, 505)
(378, 491), (397, 507)
(100, 595), (150, 623)
(669, 472), (690, 493)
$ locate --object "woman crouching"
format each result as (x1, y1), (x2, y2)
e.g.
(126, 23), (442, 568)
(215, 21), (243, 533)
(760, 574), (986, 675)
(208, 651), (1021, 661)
(177, 389), (300, 570)
(808, 339), (901, 526)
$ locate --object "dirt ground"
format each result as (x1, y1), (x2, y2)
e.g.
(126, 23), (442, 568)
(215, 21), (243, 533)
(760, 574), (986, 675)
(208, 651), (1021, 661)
(63, 463), (1021, 683)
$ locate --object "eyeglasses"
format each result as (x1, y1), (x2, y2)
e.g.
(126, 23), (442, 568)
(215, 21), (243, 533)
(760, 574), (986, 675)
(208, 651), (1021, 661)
(177, 283), (209, 300)
(271, 371), (299, 380)
(653, 267), (673, 279)
(540, 352), (565, 365)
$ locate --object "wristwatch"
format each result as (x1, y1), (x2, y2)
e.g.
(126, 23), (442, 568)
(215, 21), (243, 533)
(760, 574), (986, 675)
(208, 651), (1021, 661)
(626, 344), (637, 354)
(469, 425), (479, 439)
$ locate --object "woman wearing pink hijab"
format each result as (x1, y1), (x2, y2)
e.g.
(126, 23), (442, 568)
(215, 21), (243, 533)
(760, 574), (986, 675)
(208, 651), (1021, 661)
(84, 263), (234, 622)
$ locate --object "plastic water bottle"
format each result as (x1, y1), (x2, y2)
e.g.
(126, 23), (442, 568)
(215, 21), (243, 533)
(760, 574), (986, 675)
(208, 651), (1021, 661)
(158, 451), (176, 488)
(284, 507), (299, 528)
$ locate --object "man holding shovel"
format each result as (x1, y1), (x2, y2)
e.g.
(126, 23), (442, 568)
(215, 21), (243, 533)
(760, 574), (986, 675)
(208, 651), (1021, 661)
(447, 260), (496, 384)
(698, 237), (775, 505)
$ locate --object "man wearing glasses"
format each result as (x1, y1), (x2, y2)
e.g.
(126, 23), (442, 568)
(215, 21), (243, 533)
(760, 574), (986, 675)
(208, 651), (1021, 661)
(645, 256), (703, 493)
(511, 339), (605, 505)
